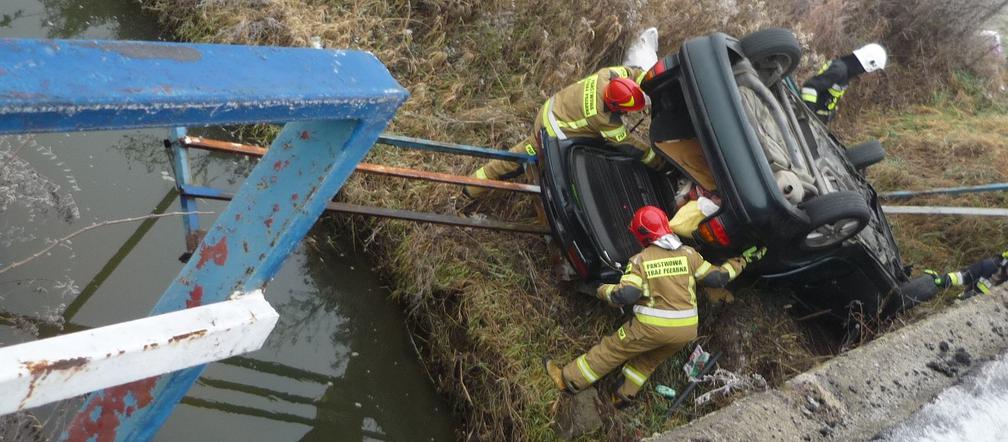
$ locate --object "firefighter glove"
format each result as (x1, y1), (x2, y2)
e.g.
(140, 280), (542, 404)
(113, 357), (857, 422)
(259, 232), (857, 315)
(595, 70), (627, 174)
(742, 246), (767, 264)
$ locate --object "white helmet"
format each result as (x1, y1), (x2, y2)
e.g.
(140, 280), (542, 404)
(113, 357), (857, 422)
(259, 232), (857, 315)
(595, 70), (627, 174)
(852, 43), (887, 73)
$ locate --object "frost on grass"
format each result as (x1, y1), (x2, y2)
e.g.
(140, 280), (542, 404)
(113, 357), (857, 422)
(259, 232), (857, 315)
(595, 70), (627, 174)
(0, 135), (80, 224)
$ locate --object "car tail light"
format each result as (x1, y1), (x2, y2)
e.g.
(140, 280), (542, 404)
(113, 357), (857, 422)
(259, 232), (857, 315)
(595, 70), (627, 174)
(698, 217), (731, 247)
(566, 245), (589, 278)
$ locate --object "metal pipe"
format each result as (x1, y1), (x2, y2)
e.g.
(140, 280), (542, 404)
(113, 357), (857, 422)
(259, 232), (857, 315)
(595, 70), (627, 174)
(180, 136), (540, 193)
(664, 351), (722, 417)
(180, 185), (551, 234)
(881, 205), (1008, 217)
(377, 134), (536, 164)
(880, 183), (1008, 200)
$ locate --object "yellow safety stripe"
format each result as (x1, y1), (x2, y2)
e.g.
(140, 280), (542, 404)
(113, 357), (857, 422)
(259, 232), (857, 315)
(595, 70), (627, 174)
(524, 142), (536, 156)
(621, 273), (644, 288)
(576, 355), (599, 383)
(801, 87), (818, 103)
(688, 276), (697, 307)
(474, 167), (488, 180)
(641, 148), (657, 166)
(979, 281), (992, 295)
(541, 101), (556, 137)
(817, 61), (831, 75)
(582, 75), (599, 118)
(721, 262), (738, 280)
(827, 87), (845, 97)
(557, 118), (590, 129)
(622, 364), (648, 387)
(611, 66), (630, 78)
(694, 261), (713, 278)
(635, 70), (647, 84)
(635, 313), (698, 327)
(601, 125), (628, 142)
(949, 272), (962, 286)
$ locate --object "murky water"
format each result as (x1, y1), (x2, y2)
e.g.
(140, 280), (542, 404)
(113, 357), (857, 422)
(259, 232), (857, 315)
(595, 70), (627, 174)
(0, 1), (456, 440)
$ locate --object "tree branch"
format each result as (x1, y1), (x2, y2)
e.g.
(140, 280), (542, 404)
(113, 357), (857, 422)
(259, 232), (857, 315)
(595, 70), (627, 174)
(0, 211), (212, 275)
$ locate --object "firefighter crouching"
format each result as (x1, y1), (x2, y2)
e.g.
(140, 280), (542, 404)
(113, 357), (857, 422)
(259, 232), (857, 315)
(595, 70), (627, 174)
(544, 206), (766, 406)
(464, 65), (662, 198)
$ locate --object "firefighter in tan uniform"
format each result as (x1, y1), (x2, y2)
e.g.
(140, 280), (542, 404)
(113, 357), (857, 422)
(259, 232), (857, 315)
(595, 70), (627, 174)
(464, 66), (662, 198)
(544, 206), (765, 406)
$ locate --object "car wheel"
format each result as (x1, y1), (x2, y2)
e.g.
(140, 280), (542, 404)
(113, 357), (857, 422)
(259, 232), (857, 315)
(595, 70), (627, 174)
(798, 191), (871, 250)
(740, 28), (802, 81)
(845, 139), (886, 171)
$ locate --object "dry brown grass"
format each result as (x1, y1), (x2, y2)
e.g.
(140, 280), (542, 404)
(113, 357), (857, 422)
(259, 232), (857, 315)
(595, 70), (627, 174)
(140, 0), (1007, 439)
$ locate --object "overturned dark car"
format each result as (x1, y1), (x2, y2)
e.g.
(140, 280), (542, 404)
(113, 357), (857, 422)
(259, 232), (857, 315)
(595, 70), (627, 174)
(539, 28), (933, 326)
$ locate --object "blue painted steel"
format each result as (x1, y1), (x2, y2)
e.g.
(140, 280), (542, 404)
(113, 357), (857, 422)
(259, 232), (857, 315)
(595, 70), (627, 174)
(5, 38), (413, 441)
(377, 133), (537, 164)
(0, 39), (404, 134)
(880, 182), (1008, 199)
(168, 126), (201, 248)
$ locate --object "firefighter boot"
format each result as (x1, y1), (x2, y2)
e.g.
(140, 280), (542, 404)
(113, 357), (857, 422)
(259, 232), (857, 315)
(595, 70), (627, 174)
(544, 358), (574, 393)
(610, 390), (634, 410)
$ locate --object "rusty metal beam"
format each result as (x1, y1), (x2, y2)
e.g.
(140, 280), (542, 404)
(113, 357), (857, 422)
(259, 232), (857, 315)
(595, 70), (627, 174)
(180, 136), (540, 193)
(180, 184), (550, 235)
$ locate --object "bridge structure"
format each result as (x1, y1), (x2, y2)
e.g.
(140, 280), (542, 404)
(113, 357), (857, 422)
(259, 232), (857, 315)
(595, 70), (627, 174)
(0, 38), (412, 441)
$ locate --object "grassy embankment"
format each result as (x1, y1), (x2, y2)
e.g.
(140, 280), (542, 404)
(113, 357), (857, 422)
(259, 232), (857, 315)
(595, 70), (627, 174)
(142, 0), (1008, 439)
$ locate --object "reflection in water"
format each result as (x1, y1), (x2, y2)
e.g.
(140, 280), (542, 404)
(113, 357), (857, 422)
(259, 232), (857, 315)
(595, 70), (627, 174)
(40, 0), (162, 39)
(0, 10), (27, 28)
(175, 234), (456, 440)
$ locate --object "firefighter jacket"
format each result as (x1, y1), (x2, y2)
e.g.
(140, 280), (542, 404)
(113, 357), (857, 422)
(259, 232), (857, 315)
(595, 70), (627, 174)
(801, 57), (860, 123)
(596, 237), (747, 327)
(542, 66), (662, 168)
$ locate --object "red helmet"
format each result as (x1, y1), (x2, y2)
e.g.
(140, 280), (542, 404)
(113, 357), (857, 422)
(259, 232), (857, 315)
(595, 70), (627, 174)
(629, 206), (671, 247)
(604, 77), (646, 113)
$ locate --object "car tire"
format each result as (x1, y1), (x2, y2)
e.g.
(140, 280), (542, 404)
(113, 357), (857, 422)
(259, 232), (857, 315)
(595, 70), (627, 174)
(740, 28), (802, 80)
(846, 139), (886, 171)
(798, 191), (871, 250)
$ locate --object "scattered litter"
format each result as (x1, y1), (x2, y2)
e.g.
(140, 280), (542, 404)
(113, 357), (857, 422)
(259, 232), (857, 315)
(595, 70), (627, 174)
(694, 368), (768, 406)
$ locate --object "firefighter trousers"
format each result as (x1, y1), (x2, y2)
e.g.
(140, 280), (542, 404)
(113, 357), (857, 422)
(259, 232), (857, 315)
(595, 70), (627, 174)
(562, 317), (697, 398)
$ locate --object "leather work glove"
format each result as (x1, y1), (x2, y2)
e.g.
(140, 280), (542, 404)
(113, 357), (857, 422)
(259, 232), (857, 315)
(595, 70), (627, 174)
(742, 246), (767, 264)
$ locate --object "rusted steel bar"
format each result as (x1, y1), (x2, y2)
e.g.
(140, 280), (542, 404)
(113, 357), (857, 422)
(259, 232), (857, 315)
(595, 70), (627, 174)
(181, 136), (540, 193)
(181, 184), (551, 235)
(377, 133), (536, 164)
(356, 163), (540, 193)
(182, 135), (267, 156)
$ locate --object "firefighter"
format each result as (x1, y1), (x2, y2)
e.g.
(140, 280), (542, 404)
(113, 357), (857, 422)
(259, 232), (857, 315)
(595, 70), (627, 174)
(925, 249), (1008, 298)
(464, 66), (661, 198)
(544, 206), (765, 406)
(801, 43), (887, 123)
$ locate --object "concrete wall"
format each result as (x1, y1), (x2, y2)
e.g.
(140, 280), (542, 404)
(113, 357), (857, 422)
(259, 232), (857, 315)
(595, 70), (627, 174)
(650, 286), (1008, 441)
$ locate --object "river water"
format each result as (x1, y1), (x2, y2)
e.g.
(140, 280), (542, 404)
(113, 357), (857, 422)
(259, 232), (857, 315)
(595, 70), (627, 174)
(0, 1), (457, 440)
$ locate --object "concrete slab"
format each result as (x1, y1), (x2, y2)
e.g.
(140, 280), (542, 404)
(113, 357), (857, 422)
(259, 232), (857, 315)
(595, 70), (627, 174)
(649, 286), (1008, 441)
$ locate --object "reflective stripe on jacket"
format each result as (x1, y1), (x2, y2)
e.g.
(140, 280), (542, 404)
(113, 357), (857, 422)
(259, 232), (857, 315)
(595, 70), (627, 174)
(801, 60), (851, 120)
(598, 244), (747, 327)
